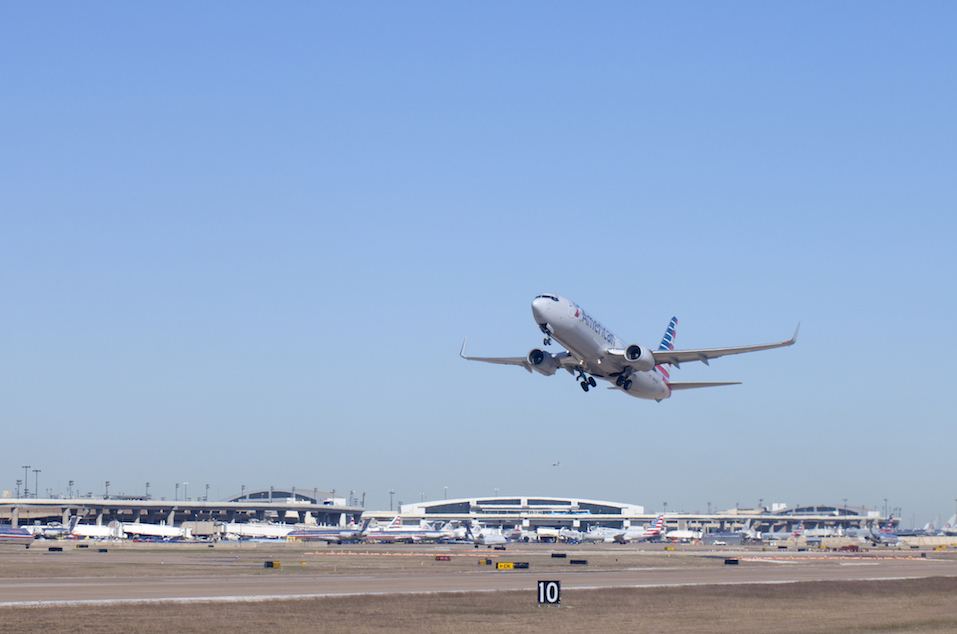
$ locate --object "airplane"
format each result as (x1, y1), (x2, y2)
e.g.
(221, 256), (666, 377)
(70, 519), (122, 540)
(461, 294), (797, 400)
(0, 525), (34, 546)
(466, 521), (508, 546)
(361, 517), (450, 543)
(558, 527), (584, 543)
(221, 521), (295, 540)
(286, 524), (363, 543)
(122, 522), (192, 540)
(665, 528), (702, 542)
(762, 522), (805, 543)
(582, 525), (626, 543)
(614, 515), (666, 543)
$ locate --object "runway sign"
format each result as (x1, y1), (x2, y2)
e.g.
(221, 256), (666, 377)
(537, 580), (560, 605)
(496, 562), (514, 570)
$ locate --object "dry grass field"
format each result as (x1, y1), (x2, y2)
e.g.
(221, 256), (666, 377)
(3, 577), (957, 633)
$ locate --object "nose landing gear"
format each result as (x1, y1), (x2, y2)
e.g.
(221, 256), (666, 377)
(539, 323), (552, 346)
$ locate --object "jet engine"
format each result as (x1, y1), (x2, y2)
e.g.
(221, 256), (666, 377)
(527, 348), (561, 376)
(623, 344), (656, 371)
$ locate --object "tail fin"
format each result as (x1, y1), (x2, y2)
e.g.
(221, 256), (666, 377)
(656, 317), (678, 379)
(387, 516), (401, 529)
(658, 317), (678, 351)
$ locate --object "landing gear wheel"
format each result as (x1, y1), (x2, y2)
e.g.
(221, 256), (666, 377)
(543, 337), (552, 346)
(580, 381), (590, 392)
(616, 376), (624, 387)
(588, 376), (596, 388)
(623, 379), (632, 390)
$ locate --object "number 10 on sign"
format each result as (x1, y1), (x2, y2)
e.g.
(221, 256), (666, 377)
(537, 580), (560, 605)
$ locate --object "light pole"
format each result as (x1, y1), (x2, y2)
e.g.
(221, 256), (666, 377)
(69, 480), (75, 498)
(32, 469), (41, 499)
(145, 482), (150, 499)
(241, 484), (246, 500)
(758, 498), (764, 511)
(707, 501), (711, 514)
(22, 466), (30, 498)
(883, 497), (888, 517)
(205, 483), (210, 502)
(663, 501), (668, 514)
(443, 486), (448, 500)
(175, 483), (180, 501)
(105, 481), (110, 499)
(389, 489), (395, 512)
(15, 480), (22, 498)
(183, 482), (189, 501)
(843, 498), (848, 513)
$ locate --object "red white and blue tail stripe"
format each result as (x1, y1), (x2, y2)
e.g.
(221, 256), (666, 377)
(656, 317), (678, 379)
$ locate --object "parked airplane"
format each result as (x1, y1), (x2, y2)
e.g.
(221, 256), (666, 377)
(221, 522), (295, 540)
(0, 525), (34, 546)
(70, 520), (122, 539)
(763, 522), (805, 543)
(665, 528), (702, 542)
(462, 294), (797, 400)
(582, 525), (625, 543)
(614, 515), (666, 543)
(466, 521), (508, 546)
(361, 517), (450, 543)
(286, 524), (362, 543)
(122, 522), (192, 540)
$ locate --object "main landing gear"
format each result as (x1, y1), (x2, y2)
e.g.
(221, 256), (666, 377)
(578, 370), (597, 392)
(615, 369), (633, 391)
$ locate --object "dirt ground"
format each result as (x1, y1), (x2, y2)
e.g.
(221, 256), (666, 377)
(3, 576), (957, 633)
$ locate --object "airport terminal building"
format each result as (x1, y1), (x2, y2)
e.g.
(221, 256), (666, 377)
(0, 488), (363, 528)
(365, 496), (888, 534)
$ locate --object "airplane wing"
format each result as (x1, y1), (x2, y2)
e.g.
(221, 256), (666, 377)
(666, 381), (741, 390)
(460, 340), (532, 372)
(652, 325), (799, 367)
(459, 339), (578, 373)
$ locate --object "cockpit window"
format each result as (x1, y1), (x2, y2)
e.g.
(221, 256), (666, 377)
(535, 294), (559, 302)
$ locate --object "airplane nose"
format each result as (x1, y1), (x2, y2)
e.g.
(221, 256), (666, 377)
(531, 297), (550, 324)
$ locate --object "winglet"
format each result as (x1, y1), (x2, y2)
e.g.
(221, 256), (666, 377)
(459, 338), (468, 359)
(789, 323), (801, 345)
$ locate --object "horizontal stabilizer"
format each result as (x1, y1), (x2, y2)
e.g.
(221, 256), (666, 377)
(667, 381), (741, 390)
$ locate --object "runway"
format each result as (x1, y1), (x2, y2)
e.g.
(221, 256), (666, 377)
(3, 555), (956, 607)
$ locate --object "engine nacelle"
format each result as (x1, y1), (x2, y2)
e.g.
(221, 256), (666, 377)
(623, 344), (656, 371)
(527, 348), (561, 376)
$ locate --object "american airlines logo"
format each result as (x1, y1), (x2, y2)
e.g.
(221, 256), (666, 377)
(579, 308), (615, 345)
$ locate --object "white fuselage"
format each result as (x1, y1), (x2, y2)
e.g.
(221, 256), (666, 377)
(531, 295), (671, 400)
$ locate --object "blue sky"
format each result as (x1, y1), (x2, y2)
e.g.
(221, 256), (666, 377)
(2, 3), (955, 524)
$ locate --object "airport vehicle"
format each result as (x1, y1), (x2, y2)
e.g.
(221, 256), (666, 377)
(614, 515), (666, 543)
(462, 294), (797, 400)
(0, 525), (34, 545)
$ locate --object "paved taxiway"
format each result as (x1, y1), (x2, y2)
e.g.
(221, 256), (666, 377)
(3, 552), (956, 606)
